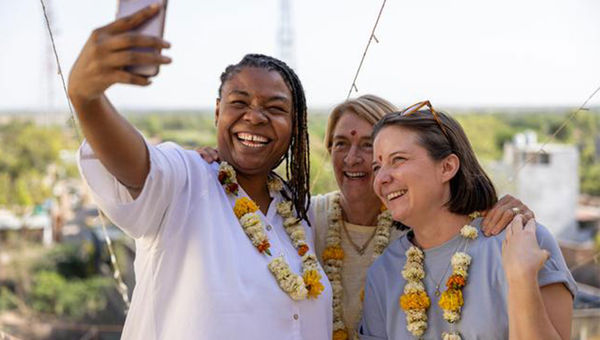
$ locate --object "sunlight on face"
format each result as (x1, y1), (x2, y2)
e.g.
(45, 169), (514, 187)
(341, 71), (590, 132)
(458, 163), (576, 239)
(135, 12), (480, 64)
(372, 126), (447, 225)
(330, 112), (380, 205)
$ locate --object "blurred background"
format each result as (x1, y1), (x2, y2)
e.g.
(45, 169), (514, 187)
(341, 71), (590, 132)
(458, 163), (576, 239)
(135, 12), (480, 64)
(1, 0), (599, 339)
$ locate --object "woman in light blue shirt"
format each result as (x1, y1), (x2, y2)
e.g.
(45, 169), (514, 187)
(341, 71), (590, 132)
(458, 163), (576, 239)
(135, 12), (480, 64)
(362, 102), (576, 339)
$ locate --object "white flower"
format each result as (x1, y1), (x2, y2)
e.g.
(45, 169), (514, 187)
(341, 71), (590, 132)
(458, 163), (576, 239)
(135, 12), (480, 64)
(406, 246), (424, 263)
(403, 281), (425, 294)
(333, 320), (345, 331)
(301, 254), (320, 271)
(407, 320), (427, 336)
(276, 201), (293, 217)
(401, 263), (425, 281)
(406, 309), (428, 323)
(219, 162), (237, 182)
(442, 331), (462, 340)
(460, 224), (479, 239)
(284, 216), (299, 228)
(268, 177), (284, 192)
(451, 252), (472, 268)
(443, 310), (461, 323)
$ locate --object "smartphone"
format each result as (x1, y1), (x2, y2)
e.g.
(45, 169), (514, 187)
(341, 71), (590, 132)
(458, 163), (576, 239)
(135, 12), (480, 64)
(116, 0), (167, 77)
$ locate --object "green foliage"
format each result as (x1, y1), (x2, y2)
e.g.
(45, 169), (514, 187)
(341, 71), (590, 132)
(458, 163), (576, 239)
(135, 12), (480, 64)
(30, 270), (110, 319)
(454, 114), (513, 160)
(0, 286), (19, 311)
(34, 243), (98, 279)
(0, 121), (69, 207)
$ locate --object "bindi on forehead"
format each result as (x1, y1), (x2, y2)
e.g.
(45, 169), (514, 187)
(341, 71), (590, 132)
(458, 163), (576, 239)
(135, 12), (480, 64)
(350, 130), (357, 136)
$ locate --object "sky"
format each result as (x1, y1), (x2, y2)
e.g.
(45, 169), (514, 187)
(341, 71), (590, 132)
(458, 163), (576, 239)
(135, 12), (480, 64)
(1, 0), (599, 111)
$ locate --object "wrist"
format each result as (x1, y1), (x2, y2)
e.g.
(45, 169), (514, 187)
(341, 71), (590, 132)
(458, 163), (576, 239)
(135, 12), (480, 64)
(506, 270), (538, 287)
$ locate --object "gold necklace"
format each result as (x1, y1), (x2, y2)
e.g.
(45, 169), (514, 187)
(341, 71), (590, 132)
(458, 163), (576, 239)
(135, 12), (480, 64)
(341, 219), (378, 255)
(323, 192), (394, 340)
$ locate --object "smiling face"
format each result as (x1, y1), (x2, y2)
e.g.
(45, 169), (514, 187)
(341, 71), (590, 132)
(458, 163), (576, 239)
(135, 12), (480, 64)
(330, 112), (380, 206)
(372, 125), (454, 226)
(215, 67), (293, 176)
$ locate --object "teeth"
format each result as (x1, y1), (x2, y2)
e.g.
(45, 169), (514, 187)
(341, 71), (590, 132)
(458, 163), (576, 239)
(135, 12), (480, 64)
(240, 140), (265, 148)
(345, 172), (367, 178)
(386, 190), (407, 201)
(237, 132), (269, 143)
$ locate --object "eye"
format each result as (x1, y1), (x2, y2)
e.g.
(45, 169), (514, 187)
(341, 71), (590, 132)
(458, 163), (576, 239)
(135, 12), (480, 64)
(361, 142), (373, 149)
(372, 164), (381, 173)
(268, 106), (288, 114)
(230, 100), (247, 109)
(332, 140), (348, 149)
(392, 156), (406, 164)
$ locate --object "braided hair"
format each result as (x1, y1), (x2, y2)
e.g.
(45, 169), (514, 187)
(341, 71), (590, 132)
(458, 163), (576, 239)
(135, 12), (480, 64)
(218, 54), (311, 224)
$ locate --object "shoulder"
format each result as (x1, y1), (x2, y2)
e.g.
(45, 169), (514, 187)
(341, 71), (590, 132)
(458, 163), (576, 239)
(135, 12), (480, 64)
(308, 191), (338, 227)
(310, 191), (338, 207)
(368, 235), (407, 280)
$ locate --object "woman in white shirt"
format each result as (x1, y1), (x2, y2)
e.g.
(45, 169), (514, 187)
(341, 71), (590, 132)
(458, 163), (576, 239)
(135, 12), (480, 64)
(200, 94), (534, 340)
(68, 6), (331, 340)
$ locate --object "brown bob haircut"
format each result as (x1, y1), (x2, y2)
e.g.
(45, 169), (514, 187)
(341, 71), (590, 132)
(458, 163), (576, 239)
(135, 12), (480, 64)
(372, 109), (498, 215)
(324, 94), (397, 153)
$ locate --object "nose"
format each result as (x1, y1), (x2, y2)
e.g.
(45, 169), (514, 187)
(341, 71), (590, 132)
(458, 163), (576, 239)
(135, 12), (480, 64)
(243, 106), (269, 125)
(373, 166), (392, 195)
(344, 145), (362, 167)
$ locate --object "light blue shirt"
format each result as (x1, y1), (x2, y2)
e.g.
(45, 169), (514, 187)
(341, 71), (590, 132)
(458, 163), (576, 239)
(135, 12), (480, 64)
(360, 218), (577, 340)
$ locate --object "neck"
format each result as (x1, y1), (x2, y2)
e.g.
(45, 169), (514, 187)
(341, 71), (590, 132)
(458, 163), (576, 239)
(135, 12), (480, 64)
(339, 192), (381, 226)
(237, 172), (271, 215)
(410, 209), (470, 249)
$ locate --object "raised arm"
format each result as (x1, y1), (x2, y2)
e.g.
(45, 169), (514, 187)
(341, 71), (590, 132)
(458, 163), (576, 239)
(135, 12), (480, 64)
(68, 4), (171, 196)
(502, 215), (573, 340)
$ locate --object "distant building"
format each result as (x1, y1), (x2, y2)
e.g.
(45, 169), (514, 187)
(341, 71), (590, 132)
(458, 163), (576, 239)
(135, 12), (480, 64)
(501, 131), (579, 237)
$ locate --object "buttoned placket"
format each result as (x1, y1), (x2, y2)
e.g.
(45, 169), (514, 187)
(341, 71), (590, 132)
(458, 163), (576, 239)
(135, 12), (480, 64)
(263, 192), (303, 340)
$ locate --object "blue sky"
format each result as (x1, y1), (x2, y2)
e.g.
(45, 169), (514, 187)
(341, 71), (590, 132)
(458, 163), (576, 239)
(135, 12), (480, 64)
(1, 0), (599, 111)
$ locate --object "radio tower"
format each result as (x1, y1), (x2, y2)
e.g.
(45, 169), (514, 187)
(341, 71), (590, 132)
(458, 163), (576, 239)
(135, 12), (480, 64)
(277, 0), (296, 69)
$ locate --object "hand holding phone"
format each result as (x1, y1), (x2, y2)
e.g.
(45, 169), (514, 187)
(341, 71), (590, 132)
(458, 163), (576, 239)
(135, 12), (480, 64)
(68, 4), (171, 103)
(116, 0), (168, 77)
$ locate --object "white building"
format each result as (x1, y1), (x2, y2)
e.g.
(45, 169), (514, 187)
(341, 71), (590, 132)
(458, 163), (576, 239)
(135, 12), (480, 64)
(501, 131), (579, 236)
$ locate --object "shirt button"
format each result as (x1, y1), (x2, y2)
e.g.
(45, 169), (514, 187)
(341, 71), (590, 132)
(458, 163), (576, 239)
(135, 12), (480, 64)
(266, 225), (272, 231)
(293, 314), (299, 320)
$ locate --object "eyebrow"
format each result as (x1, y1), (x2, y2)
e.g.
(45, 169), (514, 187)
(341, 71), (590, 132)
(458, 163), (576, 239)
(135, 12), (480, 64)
(372, 150), (408, 165)
(227, 91), (290, 104)
(332, 134), (372, 140)
(227, 90), (250, 97)
(265, 95), (291, 104)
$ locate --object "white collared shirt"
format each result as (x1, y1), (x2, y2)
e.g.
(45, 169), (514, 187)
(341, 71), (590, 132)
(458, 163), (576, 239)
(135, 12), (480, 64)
(78, 140), (332, 340)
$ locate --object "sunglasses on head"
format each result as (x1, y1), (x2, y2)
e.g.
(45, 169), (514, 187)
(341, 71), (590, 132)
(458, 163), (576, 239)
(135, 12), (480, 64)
(400, 100), (450, 140)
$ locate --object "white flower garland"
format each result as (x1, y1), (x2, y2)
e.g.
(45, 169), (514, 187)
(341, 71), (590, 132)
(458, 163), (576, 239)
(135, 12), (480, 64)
(400, 221), (479, 339)
(323, 192), (393, 340)
(219, 162), (324, 301)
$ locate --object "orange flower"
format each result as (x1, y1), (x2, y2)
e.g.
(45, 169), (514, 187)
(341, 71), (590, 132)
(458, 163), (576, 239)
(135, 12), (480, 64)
(438, 289), (463, 311)
(399, 291), (431, 310)
(333, 329), (349, 340)
(297, 244), (309, 256)
(446, 274), (466, 290)
(233, 197), (259, 219)
(303, 270), (324, 299)
(257, 240), (271, 255)
(322, 246), (344, 261)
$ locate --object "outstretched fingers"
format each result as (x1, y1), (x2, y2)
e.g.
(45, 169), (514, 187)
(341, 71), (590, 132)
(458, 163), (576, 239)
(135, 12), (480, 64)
(102, 3), (162, 35)
(102, 51), (171, 68)
(102, 33), (170, 52)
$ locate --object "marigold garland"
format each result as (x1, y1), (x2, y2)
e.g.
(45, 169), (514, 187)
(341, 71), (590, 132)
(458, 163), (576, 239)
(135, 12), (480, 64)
(400, 222), (479, 339)
(323, 192), (393, 340)
(219, 162), (323, 301)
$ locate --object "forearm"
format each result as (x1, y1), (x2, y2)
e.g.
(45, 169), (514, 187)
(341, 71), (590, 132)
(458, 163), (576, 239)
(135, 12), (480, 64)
(73, 94), (149, 192)
(507, 276), (562, 340)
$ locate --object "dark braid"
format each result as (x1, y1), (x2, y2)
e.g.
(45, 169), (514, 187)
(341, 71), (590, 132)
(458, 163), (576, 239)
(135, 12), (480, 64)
(218, 54), (311, 224)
